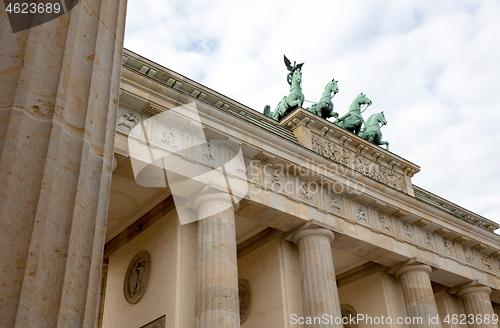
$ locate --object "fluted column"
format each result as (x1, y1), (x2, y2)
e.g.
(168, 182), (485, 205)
(0, 1), (126, 327)
(456, 284), (497, 328)
(395, 264), (442, 328)
(292, 228), (342, 328)
(194, 193), (240, 328)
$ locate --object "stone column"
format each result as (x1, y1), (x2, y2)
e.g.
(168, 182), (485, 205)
(194, 193), (240, 328)
(0, 1), (127, 327)
(292, 227), (342, 328)
(456, 284), (497, 328)
(395, 264), (442, 328)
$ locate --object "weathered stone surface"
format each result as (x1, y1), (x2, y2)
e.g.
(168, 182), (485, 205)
(0, 0), (127, 326)
(395, 264), (443, 328)
(456, 284), (497, 328)
(292, 227), (343, 327)
(194, 193), (240, 328)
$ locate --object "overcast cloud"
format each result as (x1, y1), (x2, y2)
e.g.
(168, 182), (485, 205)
(123, 0), (500, 225)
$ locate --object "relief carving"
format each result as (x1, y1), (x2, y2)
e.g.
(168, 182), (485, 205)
(243, 159), (250, 178)
(355, 206), (367, 223)
(161, 131), (177, 148)
(117, 112), (140, 132)
(237, 157), (247, 176)
(403, 222), (412, 239)
(482, 255), (492, 271)
(341, 148), (352, 167)
(379, 214), (390, 232)
(354, 155), (366, 175)
(301, 182), (313, 200)
(311, 134), (406, 192)
(124, 251), (151, 304)
(238, 280), (251, 324)
(463, 247), (474, 264)
(329, 193), (341, 211)
(444, 240), (454, 256)
(201, 142), (215, 164)
(425, 233), (434, 250)
(340, 305), (359, 328)
(271, 170), (282, 190)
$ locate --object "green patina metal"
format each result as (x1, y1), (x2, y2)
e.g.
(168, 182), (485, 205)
(306, 79), (339, 120)
(264, 55), (304, 121)
(359, 112), (389, 150)
(334, 92), (372, 135)
(263, 56), (391, 149)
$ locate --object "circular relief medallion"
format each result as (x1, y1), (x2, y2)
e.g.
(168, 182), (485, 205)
(238, 279), (251, 324)
(340, 304), (358, 328)
(124, 251), (151, 304)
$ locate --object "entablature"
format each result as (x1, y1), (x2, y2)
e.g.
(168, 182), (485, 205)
(115, 50), (500, 292)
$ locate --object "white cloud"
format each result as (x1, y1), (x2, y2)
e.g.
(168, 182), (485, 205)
(124, 0), (500, 224)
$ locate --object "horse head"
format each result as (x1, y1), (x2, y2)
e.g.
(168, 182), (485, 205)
(327, 79), (339, 95)
(356, 92), (372, 106)
(366, 112), (387, 127)
(287, 68), (302, 87)
(377, 111), (387, 126)
(348, 92), (372, 113)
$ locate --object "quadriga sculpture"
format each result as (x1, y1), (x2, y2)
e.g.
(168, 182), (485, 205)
(264, 55), (304, 121)
(334, 92), (372, 135)
(306, 79), (339, 120)
(359, 112), (389, 150)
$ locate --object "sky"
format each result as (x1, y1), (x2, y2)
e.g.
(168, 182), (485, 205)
(123, 0), (500, 225)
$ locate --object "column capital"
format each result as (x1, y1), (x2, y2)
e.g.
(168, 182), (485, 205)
(291, 227), (335, 245)
(453, 282), (492, 299)
(192, 192), (238, 212)
(394, 263), (432, 278)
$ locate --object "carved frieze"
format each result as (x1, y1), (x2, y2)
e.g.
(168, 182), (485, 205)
(312, 134), (406, 192)
(355, 206), (367, 224)
(270, 170), (282, 190)
(301, 182), (313, 200)
(402, 222), (413, 240)
(160, 131), (177, 148)
(243, 159), (250, 178)
(329, 193), (341, 212)
(444, 240), (455, 257)
(237, 157), (247, 176)
(201, 142), (215, 164)
(117, 112), (140, 133)
(378, 214), (391, 233)
(463, 246), (475, 264)
(424, 232), (435, 250)
(482, 255), (492, 271)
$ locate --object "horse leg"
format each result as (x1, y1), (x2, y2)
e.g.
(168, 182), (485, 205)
(380, 141), (389, 151)
(354, 125), (361, 135)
